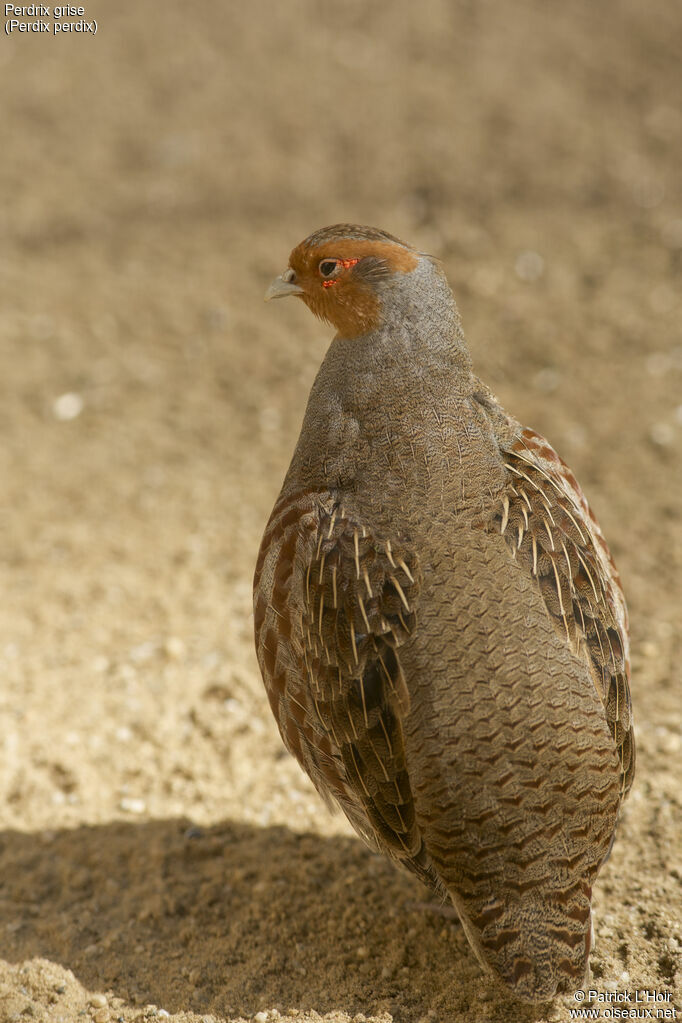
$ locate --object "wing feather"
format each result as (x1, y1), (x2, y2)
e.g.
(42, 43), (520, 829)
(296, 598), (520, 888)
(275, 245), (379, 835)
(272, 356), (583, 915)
(254, 488), (437, 885)
(493, 427), (635, 797)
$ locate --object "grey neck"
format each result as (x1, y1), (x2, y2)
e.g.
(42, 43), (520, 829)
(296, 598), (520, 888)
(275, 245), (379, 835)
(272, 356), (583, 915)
(287, 257), (480, 500)
(372, 256), (470, 368)
(323, 256), (472, 402)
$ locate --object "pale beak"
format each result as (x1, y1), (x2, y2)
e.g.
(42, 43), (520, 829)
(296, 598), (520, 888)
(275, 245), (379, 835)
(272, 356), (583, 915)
(264, 268), (304, 301)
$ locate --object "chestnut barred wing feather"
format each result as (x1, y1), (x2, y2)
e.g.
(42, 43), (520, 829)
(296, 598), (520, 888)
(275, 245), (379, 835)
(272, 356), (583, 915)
(494, 428), (635, 798)
(254, 489), (433, 881)
(302, 505), (424, 858)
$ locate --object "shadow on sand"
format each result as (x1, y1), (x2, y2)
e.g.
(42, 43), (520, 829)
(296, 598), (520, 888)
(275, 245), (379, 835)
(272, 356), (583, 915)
(0, 817), (550, 1021)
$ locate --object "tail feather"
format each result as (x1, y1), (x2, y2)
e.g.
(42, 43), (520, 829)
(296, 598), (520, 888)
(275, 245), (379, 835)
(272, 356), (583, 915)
(452, 882), (592, 1001)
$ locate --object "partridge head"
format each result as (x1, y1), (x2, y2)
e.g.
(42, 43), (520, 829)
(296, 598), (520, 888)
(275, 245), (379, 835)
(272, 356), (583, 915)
(254, 224), (634, 1002)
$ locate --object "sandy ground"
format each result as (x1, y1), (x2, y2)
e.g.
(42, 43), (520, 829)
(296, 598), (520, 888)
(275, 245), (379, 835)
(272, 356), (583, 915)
(1, 2), (681, 1021)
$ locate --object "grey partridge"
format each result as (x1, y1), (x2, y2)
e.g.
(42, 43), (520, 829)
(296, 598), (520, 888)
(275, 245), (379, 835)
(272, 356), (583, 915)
(253, 224), (634, 1002)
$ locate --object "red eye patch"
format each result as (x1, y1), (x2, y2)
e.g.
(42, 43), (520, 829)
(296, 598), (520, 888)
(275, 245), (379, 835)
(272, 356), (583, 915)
(322, 257), (359, 287)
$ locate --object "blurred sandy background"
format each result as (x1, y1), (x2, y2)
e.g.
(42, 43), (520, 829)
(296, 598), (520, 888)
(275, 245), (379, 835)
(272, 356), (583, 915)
(0, 2), (681, 1021)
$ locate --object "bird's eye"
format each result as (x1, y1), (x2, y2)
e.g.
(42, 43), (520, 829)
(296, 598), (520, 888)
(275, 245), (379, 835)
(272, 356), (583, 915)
(319, 259), (340, 278)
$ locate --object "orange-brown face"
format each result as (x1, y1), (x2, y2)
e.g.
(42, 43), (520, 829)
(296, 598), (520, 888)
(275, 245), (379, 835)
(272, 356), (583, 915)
(266, 232), (419, 338)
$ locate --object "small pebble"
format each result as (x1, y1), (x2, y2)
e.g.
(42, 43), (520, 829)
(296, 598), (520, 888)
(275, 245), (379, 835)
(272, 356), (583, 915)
(533, 367), (560, 393)
(90, 995), (108, 1008)
(94, 1010), (109, 1023)
(129, 641), (156, 664)
(515, 249), (545, 282)
(165, 636), (186, 660)
(184, 825), (205, 840)
(646, 352), (670, 376)
(53, 392), (84, 421)
(119, 797), (146, 814)
(649, 422), (675, 447)
(656, 728), (681, 754)
(254, 1013), (268, 1023)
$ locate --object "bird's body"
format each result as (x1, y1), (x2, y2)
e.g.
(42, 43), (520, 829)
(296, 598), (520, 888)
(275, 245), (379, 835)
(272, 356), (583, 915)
(254, 225), (634, 1001)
